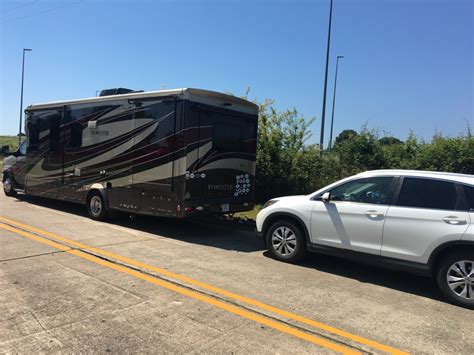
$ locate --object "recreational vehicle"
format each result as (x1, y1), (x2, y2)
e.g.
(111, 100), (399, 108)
(2, 88), (258, 220)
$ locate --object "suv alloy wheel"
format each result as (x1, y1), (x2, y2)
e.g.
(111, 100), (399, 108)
(437, 251), (474, 309)
(266, 220), (307, 263)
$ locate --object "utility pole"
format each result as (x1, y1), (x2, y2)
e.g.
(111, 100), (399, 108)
(319, 0), (333, 156)
(329, 55), (344, 150)
(19, 48), (32, 145)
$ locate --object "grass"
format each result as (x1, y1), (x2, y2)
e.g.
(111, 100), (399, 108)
(233, 204), (263, 221)
(0, 135), (20, 150)
(0, 135), (20, 171)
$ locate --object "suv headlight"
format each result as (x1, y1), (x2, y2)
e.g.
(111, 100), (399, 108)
(263, 199), (279, 209)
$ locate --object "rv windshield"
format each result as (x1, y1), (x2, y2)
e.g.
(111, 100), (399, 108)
(18, 140), (27, 155)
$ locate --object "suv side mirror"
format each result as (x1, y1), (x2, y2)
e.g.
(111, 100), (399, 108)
(1, 145), (9, 157)
(321, 192), (331, 202)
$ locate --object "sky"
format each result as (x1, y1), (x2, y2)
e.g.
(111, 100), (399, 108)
(1, 0), (473, 146)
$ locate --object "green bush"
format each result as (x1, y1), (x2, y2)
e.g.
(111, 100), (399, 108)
(254, 99), (473, 202)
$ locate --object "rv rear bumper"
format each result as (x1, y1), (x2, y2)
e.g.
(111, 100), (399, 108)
(180, 200), (254, 217)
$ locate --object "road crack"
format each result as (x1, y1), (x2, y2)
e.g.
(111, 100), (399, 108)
(0, 250), (67, 263)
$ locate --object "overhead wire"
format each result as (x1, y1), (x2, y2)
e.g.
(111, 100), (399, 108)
(0, 0), (83, 24)
(0, 0), (39, 14)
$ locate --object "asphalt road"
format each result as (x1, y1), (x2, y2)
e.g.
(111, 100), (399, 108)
(1, 192), (473, 354)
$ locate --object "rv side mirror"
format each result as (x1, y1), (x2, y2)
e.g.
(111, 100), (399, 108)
(321, 192), (331, 202)
(1, 145), (9, 157)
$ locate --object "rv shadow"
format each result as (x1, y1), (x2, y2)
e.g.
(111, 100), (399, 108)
(117, 215), (263, 253)
(12, 195), (446, 304)
(16, 195), (264, 253)
(263, 250), (444, 304)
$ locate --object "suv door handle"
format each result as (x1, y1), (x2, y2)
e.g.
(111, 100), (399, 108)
(365, 210), (383, 218)
(443, 216), (467, 225)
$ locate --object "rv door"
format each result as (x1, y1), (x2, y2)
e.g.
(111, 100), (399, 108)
(25, 109), (63, 197)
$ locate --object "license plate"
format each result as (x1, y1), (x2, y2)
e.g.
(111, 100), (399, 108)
(221, 203), (230, 212)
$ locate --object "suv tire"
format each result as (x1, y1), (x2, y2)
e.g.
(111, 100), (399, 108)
(266, 220), (307, 263)
(436, 251), (474, 309)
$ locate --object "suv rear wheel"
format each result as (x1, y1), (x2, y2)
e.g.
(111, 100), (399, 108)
(436, 251), (474, 309)
(266, 220), (307, 263)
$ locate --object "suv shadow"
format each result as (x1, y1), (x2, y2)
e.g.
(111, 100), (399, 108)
(263, 250), (443, 302)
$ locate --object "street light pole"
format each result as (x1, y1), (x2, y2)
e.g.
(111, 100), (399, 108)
(319, 0), (333, 156)
(18, 48), (32, 145)
(328, 55), (344, 150)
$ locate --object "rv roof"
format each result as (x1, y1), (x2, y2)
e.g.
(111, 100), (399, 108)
(26, 88), (259, 114)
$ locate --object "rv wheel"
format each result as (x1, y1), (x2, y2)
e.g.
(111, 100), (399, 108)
(87, 191), (108, 221)
(3, 176), (17, 197)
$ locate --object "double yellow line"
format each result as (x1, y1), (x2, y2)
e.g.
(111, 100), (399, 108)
(0, 216), (407, 355)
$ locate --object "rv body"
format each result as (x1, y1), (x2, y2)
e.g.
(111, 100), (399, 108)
(3, 88), (258, 219)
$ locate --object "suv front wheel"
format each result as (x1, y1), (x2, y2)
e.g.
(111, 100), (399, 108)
(266, 220), (307, 263)
(437, 251), (474, 309)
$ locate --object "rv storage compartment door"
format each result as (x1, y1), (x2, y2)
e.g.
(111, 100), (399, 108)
(124, 99), (176, 215)
(106, 103), (142, 211)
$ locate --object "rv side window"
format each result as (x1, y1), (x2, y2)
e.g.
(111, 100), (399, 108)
(28, 117), (40, 151)
(71, 122), (82, 148)
(49, 114), (61, 151)
(213, 123), (242, 152)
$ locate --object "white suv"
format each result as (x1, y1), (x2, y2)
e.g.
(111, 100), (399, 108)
(256, 170), (474, 309)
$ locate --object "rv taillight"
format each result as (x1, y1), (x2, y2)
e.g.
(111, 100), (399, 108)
(184, 206), (194, 213)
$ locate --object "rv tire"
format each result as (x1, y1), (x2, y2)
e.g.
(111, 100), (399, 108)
(86, 190), (108, 221)
(3, 175), (17, 197)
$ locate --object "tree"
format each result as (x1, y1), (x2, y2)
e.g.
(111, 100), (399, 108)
(379, 136), (403, 145)
(334, 129), (357, 145)
(255, 100), (317, 201)
(333, 128), (385, 175)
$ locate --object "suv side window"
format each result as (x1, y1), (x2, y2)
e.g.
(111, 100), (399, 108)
(463, 185), (474, 211)
(396, 177), (459, 210)
(330, 177), (394, 204)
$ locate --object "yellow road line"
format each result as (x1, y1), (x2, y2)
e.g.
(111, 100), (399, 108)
(0, 222), (358, 355)
(0, 216), (407, 355)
